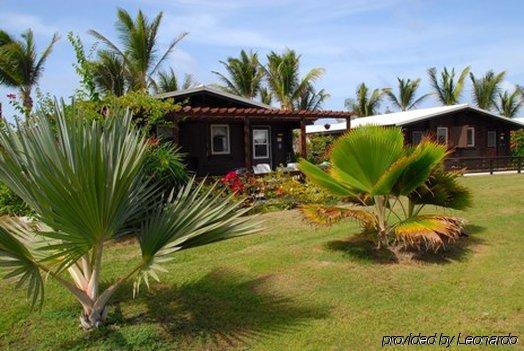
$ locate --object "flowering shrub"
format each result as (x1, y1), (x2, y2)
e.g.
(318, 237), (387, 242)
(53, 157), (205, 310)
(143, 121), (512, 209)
(221, 171), (245, 193)
(216, 170), (339, 213)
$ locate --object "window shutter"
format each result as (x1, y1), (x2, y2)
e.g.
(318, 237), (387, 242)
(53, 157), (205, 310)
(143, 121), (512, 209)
(457, 126), (468, 148)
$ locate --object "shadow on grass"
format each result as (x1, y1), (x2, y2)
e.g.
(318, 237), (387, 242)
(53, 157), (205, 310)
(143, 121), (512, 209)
(325, 224), (487, 265)
(59, 269), (329, 350)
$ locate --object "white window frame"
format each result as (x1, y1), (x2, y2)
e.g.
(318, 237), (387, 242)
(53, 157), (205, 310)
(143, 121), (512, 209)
(466, 127), (475, 147)
(436, 127), (448, 145)
(412, 131), (423, 145)
(210, 124), (230, 155)
(252, 128), (270, 160)
(487, 131), (496, 148)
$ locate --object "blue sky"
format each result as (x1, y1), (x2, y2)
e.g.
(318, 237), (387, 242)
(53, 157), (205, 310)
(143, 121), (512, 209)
(1, 0), (523, 120)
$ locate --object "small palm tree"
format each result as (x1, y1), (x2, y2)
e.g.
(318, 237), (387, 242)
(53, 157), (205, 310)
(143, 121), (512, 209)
(294, 84), (330, 111)
(212, 50), (265, 99)
(386, 78), (431, 111)
(470, 70), (506, 110)
(265, 49), (325, 110)
(299, 126), (470, 252)
(345, 83), (389, 117)
(427, 66), (470, 105)
(0, 104), (259, 329)
(496, 88), (522, 117)
(91, 50), (127, 96)
(153, 68), (196, 94)
(0, 29), (59, 116)
(89, 8), (188, 92)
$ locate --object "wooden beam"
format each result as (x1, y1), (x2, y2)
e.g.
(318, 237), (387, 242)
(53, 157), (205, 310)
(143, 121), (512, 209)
(300, 118), (307, 158)
(244, 118), (252, 171)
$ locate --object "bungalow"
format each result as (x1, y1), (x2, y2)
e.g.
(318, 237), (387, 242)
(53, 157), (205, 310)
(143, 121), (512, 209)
(157, 85), (353, 176)
(307, 104), (524, 172)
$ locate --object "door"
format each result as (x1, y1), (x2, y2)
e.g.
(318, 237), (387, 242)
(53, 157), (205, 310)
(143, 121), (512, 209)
(252, 126), (272, 168)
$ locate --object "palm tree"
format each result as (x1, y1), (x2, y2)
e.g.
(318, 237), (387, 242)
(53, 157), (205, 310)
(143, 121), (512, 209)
(294, 84), (330, 111)
(0, 29), (59, 116)
(345, 83), (389, 117)
(496, 88), (522, 117)
(89, 8), (188, 92)
(470, 70), (506, 110)
(265, 49), (325, 110)
(259, 86), (273, 105)
(91, 50), (127, 96)
(0, 103), (259, 329)
(427, 66), (470, 105)
(298, 125), (470, 253)
(153, 68), (196, 94)
(386, 78), (431, 111)
(212, 50), (264, 99)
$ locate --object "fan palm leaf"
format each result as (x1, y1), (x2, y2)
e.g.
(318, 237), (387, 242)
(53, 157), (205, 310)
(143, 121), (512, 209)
(393, 215), (464, 250)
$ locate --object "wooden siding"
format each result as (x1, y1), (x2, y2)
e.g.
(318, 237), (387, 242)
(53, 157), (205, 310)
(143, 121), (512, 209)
(402, 110), (517, 157)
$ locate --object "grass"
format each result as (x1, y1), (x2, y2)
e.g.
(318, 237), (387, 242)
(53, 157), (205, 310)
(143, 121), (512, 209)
(0, 174), (523, 350)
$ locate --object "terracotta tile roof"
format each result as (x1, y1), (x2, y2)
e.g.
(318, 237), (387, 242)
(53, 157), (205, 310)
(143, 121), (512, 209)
(170, 106), (354, 120)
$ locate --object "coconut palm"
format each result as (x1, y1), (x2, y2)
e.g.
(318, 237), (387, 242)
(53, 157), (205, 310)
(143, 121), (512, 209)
(0, 103), (259, 329)
(153, 68), (196, 94)
(427, 66), (470, 105)
(265, 49), (325, 110)
(89, 8), (188, 92)
(470, 70), (506, 110)
(294, 84), (330, 111)
(212, 50), (264, 99)
(345, 83), (389, 117)
(386, 78), (431, 111)
(496, 88), (522, 117)
(259, 86), (273, 105)
(298, 125), (470, 252)
(91, 50), (127, 96)
(0, 29), (59, 116)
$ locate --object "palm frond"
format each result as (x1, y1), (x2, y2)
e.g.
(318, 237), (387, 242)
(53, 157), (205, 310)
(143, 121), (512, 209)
(134, 178), (261, 295)
(300, 204), (377, 229)
(0, 217), (44, 307)
(393, 215), (465, 250)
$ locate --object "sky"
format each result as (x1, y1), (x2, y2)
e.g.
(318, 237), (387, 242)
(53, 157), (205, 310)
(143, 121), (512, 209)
(1, 0), (523, 121)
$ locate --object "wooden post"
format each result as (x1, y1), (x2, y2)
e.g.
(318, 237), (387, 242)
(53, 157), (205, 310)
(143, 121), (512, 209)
(518, 157), (522, 174)
(244, 117), (252, 171)
(300, 118), (307, 158)
(172, 122), (180, 145)
(489, 158), (494, 175)
(346, 116), (351, 133)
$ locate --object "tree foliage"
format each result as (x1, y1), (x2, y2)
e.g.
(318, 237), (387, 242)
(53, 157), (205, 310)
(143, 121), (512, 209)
(345, 83), (388, 117)
(470, 70), (505, 110)
(427, 66), (470, 105)
(386, 78), (431, 111)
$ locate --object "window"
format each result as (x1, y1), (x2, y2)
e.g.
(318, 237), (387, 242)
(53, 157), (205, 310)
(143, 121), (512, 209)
(210, 125), (230, 155)
(436, 127), (448, 145)
(253, 129), (270, 159)
(412, 131), (423, 145)
(487, 131), (496, 148)
(466, 127), (475, 147)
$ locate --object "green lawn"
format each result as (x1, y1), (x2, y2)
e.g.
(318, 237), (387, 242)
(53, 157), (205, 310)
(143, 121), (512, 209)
(0, 174), (522, 350)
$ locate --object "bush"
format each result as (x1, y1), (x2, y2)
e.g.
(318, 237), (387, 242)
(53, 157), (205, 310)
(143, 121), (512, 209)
(511, 129), (524, 157)
(0, 183), (31, 216)
(143, 141), (189, 191)
(307, 134), (336, 164)
(218, 170), (338, 213)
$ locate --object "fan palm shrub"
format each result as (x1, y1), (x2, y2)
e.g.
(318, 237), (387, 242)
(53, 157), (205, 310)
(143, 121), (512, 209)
(0, 29), (59, 116)
(496, 88), (522, 117)
(298, 126), (471, 252)
(0, 103), (259, 330)
(386, 78), (431, 111)
(470, 70), (506, 110)
(345, 83), (389, 117)
(265, 49), (325, 109)
(428, 66), (470, 105)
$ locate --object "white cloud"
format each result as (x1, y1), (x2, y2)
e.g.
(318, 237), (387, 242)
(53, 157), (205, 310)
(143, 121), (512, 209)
(0, 12), (59, 36)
